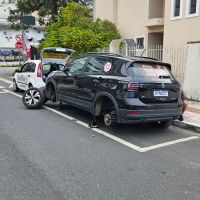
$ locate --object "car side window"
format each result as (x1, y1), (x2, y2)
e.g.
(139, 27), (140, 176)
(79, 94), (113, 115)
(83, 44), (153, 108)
(21, 63), (29, 72)
(111, 58), (127, 76)
(27, 62), (36, 73)
(67, 57), (88, 74)
(84, 56), (110, 74)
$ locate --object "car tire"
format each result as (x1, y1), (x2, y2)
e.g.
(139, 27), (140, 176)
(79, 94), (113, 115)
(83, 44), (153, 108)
(22, 87), (45, 109)
(157, 120), (172, 129)
(13, 79), (19, 92)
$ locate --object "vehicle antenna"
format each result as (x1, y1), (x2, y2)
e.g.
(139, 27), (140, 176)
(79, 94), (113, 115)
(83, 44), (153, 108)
(140, 49), (146, 57)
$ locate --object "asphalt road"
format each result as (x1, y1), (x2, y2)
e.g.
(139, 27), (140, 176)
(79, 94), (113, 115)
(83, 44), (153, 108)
(0, 73), (200, 200)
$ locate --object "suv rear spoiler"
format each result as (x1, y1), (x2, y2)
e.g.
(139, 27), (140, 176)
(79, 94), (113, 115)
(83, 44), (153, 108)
(133, 60), (172, 71)
(41, 47), (75, 65)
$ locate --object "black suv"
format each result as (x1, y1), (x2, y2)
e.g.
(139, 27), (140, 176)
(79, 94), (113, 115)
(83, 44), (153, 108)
(42, 53), (183, 128)
(24, 53), (183, 128)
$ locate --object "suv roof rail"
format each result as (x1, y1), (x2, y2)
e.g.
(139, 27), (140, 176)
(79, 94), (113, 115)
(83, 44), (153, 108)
(87, 52), (158, 61)
(87, 52), (125, 57)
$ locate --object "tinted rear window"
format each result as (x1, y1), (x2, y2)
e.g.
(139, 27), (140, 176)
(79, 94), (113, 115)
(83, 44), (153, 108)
(127, 63), (173, 79)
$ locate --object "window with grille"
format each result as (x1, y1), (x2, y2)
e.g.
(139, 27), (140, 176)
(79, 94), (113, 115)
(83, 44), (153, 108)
(135, 37), (144, 49)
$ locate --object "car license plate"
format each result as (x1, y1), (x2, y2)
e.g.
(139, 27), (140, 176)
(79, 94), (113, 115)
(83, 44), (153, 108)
(154, 89), (168, 97)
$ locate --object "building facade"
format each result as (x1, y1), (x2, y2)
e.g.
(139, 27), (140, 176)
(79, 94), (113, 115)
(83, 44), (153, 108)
(0, 0), (44, 49)
(94, 0), (200, 49)
(94, 0), (200, 100)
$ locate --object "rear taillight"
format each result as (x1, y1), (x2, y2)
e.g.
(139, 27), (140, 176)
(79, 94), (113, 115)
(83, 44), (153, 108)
(37, 63), (42, 77)
(127, 82), (140, 91)
(128, 111), (139, 115)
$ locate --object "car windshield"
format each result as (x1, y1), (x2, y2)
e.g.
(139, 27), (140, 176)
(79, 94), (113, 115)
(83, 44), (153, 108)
(127, 63), (173, 79)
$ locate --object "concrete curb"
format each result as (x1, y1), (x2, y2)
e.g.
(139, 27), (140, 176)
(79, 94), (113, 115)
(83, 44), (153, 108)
(172, 120), (200, 133)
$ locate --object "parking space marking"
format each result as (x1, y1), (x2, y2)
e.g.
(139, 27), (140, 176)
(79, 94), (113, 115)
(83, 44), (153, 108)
(3, 88), (200, 153)
(140, 136), (199, 152)
(43, 106), (76, 121)
(0, 77), (12, 84)
(76, 120), (90, 128)
(3, 89), (23, 98)
(9, 83), (13, 88)
(0, 91), (8, 94)
(43, 106), (144, 152)
(92, 128), (144, 152)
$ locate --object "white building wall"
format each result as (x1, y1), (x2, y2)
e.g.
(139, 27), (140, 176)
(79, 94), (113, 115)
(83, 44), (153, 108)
(0, 0), (44, 49)
(0, 29), (44, 48)
(183, 43), (200, 101)
(0, 29), (21, 48)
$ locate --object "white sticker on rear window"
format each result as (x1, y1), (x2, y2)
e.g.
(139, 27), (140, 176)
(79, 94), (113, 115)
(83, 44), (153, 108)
(104, 62), (112, 72)
(156, 65), (170, 76)
(141, 64), (170, 77)
(142, 65), (156, 76)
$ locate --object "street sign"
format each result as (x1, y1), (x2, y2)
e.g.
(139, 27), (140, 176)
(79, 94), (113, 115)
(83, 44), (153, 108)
(21, 16), (36, 26)
(15, 34), (22, 42)
(15, 41), (23, 49)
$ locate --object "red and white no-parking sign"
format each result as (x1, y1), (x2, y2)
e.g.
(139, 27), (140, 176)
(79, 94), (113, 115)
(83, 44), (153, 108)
(15, 34), (22, 42)
(15, 41), (23, 49)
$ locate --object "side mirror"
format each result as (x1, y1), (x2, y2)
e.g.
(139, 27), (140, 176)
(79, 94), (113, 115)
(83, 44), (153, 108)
(15, 69), (21, 73)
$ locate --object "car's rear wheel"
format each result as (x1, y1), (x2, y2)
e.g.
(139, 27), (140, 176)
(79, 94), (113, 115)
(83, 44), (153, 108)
(156, 120), (172, 129)
(22, 88), (45, 109)
(13, 79), (19, 92)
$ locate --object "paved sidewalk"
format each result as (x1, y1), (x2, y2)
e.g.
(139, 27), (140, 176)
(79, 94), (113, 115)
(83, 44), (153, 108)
(173, 101), (200, 133)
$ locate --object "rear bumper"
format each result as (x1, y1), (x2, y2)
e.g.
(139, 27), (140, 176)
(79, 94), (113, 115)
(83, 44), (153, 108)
(117, 107), (182, 124)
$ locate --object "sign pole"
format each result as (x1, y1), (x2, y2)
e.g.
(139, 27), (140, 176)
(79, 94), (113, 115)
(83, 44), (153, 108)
(15, 34), (23, 65)
(19, 48), (21, 66)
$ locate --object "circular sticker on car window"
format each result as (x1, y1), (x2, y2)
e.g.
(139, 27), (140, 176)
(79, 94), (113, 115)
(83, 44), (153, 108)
(104, 62), (112, 72)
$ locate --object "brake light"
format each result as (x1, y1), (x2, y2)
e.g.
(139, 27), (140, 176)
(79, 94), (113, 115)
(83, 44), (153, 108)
(128, 111), (139, 115)
(128, 82), (140, 91)
(37, 63), (42, 77)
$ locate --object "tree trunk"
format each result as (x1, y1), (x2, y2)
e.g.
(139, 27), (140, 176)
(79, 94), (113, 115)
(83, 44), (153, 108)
(51, 0), (58, 19)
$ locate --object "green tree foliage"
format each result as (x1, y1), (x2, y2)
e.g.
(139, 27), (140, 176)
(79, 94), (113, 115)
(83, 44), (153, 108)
(8, 0), (92, 29)
(40, 3), (121, 56)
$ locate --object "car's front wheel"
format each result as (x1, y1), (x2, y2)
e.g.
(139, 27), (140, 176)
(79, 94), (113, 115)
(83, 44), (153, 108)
(22, 88), (45, 109)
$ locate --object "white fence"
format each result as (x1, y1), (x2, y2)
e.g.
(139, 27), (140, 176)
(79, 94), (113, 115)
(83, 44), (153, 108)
(162, 47), (187, 85)
(183, 43), (200, 101)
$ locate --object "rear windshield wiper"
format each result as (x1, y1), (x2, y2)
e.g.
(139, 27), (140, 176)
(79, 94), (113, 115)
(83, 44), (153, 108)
(159, 75), (171, 79)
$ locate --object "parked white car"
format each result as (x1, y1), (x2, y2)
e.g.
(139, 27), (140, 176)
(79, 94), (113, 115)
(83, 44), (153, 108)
(13, 48), (75, 92)
(13, 60), (45, 92)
